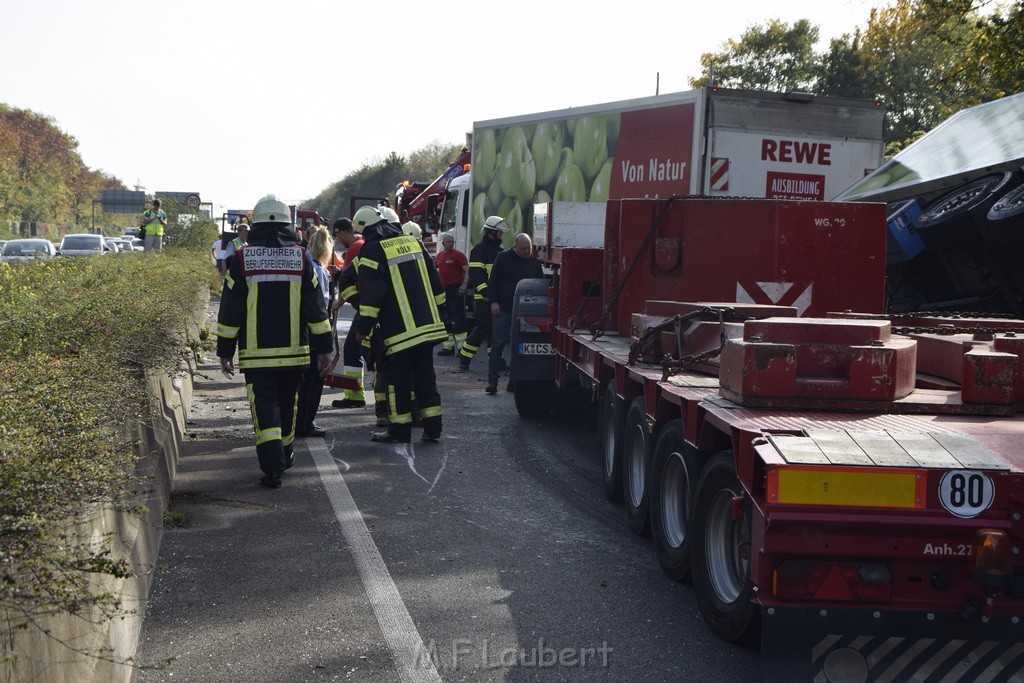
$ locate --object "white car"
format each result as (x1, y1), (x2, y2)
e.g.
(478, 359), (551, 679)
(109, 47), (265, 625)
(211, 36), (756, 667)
(0, 238), (57, 262)
(59, 233), (109, 257)
(127, 238), (144, 252)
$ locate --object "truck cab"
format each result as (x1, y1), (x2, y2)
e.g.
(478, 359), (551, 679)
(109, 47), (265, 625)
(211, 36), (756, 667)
(438, 172), (472, 252)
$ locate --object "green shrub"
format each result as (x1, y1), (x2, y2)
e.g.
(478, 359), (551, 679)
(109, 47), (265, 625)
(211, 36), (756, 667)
(0, 250), (209, 626)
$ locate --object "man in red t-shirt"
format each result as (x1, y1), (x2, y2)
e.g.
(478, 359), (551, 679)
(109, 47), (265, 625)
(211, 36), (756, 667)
(433, 232), (469, 356)
(329, 218), (368, 408)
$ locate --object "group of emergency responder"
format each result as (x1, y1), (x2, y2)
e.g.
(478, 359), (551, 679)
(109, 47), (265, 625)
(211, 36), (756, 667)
(216, 193), (534, 488)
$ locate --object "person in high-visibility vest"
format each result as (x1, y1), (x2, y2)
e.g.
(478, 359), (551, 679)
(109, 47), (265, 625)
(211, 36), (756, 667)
(140, 199), (167, 253)
(219, 221), (248, 276)
(352, 206), (447, 443)
(216, 194), (334, 488)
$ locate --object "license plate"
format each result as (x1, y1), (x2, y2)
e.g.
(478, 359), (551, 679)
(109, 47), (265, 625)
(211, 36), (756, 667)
(519, 342), (553, 355)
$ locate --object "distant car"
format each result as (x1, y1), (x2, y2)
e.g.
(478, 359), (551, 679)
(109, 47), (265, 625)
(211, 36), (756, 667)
(59, 233), (109, 257)
(0, 240), (7, 251)
(105, 237), (130, 253)
(114, 238), (136, 252)
(127, 238), (144, 252)
(0, 238), (57, 262)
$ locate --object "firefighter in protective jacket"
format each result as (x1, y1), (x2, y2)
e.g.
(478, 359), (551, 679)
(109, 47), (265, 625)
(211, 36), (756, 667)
(457, 216), (507, 370)
(217, 194), (334, 488)
(352, 206), (447, 443)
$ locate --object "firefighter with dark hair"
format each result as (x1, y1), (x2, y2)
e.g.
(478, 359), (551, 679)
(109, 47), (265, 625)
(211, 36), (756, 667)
(457, 216), (507, 371)
(351, 206), (447, 443)
(216, 194), (334, 488)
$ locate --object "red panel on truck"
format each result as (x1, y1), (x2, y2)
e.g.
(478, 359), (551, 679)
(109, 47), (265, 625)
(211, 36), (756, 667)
(603, 198), (886, 335)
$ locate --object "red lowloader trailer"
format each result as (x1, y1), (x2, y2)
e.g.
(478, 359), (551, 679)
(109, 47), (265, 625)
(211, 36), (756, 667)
(511, 196), (1024, 681)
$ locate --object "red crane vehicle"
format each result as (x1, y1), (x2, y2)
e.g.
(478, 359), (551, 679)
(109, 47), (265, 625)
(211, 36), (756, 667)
(509, 196), (1024, 681)
(394, 147), (472, 254)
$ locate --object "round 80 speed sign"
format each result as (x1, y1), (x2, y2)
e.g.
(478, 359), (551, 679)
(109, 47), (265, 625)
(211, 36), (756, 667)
(938, 470), (994, 518)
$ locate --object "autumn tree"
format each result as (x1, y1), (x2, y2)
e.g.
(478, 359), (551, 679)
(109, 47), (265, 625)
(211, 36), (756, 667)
(690, 19), (820, 91)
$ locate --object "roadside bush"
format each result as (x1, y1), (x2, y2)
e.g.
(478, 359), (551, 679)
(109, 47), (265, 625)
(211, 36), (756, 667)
(0, 250), (210, 632)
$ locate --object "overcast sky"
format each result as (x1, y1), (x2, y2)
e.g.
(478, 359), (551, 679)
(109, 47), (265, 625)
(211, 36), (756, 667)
(4, 0), (884, 216)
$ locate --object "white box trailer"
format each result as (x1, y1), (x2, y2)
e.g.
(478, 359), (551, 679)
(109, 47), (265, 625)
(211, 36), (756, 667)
(447, 87), (885, 249)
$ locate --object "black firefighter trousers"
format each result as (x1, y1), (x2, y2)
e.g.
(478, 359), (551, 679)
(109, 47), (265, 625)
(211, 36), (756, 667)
(244, 368), (302, 474)
(385, 343), (442, 441)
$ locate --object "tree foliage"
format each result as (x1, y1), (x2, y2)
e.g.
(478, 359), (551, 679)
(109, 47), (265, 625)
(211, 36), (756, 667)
(691, 19), (820, 91)
(691, 1), (1024, 150)
(0, 104), (125, 227)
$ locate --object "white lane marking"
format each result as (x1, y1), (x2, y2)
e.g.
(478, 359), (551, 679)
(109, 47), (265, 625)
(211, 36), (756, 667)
(305, 440), (442, 683)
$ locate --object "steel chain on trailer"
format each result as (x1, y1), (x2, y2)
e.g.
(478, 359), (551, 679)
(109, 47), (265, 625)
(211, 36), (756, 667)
(628, 306), (753, 382)
(565, 195), (687, 340)
(852, 311), (1024, 338)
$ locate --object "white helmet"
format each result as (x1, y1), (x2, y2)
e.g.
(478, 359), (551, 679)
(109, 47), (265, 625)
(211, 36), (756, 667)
(352, 206), (386, 234)
(379, 206), (401, 225)
(402, 221), (422, 240)
(483, 215), (508, 234)
(252, 194), (292, 224)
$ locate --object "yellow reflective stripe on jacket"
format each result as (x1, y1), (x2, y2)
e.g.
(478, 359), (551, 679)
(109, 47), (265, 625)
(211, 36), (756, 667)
(246, 284), (259, 352)
(239, 345), (310, 358)
(340, 284), (357, 301)
(239, 356), (310, 370)
(217, 323), (239, 339)
(308, 318), (332, 335)
(225, 271), (236, 290)
(384, 323), (447, 354)
(435, 292), (446, 306)
(359, 304), (380, 318)
(289, 280), (300, 349)
(359, 256), (379, 270)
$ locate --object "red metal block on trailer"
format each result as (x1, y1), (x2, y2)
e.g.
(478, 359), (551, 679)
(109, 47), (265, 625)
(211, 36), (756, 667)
(719, 317), (919, 404)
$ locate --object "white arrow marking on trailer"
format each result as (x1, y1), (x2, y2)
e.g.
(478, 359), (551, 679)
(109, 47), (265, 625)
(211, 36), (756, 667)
(305, 439), (442, 683)
(735, 282), (813, 315)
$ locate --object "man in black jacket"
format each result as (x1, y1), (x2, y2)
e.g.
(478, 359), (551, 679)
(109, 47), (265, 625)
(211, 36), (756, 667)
(216, 194), (334, 488)
(457, 216), (507, 371)
(485, 233), (543, 395)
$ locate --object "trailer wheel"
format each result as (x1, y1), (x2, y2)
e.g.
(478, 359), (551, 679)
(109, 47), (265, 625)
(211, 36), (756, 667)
(599, 387), (625, 503)
(650, 421), (698, 582)
(986, 181), (1024, 245)
(692, 451), (759, 643)
(514, 380), (553, 418)
(914, 172), (1015, 248)
(623, 397), (652, 536)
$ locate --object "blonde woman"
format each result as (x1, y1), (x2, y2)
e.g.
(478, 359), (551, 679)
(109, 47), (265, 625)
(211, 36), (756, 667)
(296, 225), (338, 437)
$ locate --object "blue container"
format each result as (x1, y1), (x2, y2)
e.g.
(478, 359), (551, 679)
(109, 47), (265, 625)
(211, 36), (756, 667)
(886, 199), (925, 263)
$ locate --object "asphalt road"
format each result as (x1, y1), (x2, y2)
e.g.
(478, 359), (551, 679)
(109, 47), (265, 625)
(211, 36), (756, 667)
(134, 308), (760, 682)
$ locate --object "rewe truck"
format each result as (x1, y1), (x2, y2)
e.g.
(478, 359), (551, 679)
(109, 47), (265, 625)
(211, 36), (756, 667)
(509, 196), (1024, 681)
(438, 87), (885, 251)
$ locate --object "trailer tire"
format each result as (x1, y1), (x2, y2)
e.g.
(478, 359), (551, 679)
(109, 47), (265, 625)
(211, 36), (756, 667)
(692, 451), (759, 643)
(599, 387), (625, 504)
(623, 397), (652, 536)
(650, 421), (698, 582)
(986, 181), (1024, 245)
(514, 380), (554, 418)
(914, 172), (1015, 248)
